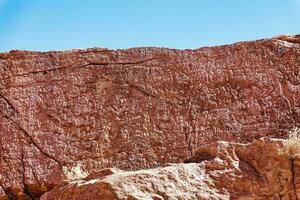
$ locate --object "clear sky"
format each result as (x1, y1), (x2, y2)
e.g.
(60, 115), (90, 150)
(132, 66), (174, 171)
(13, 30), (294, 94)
(0, 0), (300, 52)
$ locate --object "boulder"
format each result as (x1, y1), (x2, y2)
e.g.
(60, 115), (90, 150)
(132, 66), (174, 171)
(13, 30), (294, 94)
(41, 138), (300, 200)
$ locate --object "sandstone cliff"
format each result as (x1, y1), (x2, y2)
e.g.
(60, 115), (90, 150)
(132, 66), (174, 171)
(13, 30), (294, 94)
(0, 35), (299, 199)
(40, 138), (300, 199)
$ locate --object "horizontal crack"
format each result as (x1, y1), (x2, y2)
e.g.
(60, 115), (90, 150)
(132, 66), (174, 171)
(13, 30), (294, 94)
(77, 49), (113, 54)
(87, 57), (156, 66)
(0, 57), (156, 81)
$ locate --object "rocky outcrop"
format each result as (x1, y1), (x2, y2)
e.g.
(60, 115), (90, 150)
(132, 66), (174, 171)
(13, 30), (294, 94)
(40, 138), (300, 200)
(0, 35), (300, 199)
(273, 34), (300, 44)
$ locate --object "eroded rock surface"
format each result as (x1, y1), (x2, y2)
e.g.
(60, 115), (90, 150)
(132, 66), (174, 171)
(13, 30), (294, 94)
(0, 35), (300, 199)
(40, 138), (300, 200)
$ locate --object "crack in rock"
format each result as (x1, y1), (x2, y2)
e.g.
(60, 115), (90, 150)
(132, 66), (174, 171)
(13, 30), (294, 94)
(0, 57), (156, 81)
(290, 158), (299, 200)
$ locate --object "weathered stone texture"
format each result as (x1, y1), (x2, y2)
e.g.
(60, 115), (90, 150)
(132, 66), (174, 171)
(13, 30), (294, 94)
(0, 35), (299, 198)
(40, 138), (300, 200)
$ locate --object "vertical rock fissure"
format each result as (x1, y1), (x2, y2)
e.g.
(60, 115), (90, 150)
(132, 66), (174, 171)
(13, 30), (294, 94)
(279, 195), (283, 200)
(290, 158), (298, 200)
(184, 129), (194, 157)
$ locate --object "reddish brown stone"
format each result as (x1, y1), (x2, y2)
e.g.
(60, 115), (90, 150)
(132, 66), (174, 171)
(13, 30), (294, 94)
(0, 35), (300, 198)
(40, 138), (300, 200)
(0, 186), (9, 200)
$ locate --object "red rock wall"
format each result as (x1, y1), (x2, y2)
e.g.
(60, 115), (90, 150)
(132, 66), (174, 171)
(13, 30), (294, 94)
(40, 138), (300, 200)
(0, 36), (299, 199)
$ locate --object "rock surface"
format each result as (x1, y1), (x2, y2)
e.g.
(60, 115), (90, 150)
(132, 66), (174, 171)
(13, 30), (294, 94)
(40, 138), (300, 200)
(0, 35), (300, 199)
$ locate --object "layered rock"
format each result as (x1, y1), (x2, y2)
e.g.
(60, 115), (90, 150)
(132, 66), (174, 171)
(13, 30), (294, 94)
(0, 35), (300, 198)
(40, 138), (300, 200)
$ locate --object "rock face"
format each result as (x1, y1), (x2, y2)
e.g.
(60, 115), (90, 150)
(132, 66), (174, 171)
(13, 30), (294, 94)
(0, 35), (300, 199)
(40, 138), (300, 200)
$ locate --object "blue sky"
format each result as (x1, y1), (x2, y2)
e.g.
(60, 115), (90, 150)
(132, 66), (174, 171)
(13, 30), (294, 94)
(0, 0), (300, 52)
